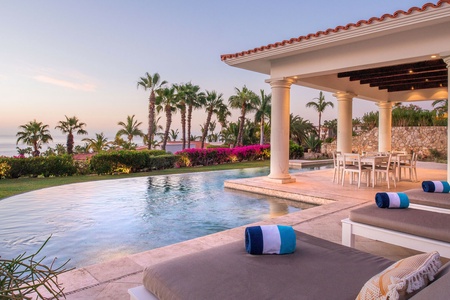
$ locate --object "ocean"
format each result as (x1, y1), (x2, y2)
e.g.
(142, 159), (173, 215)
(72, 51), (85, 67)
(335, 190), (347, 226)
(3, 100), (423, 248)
(0, 134), (146, 157)
(0, 135), (87, 157)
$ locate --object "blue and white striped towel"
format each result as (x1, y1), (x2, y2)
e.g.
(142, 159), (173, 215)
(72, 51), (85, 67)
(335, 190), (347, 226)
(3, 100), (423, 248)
(245, 225), (296, 255)
(375, 192), (409, 209)
(422, 181), (450, 193)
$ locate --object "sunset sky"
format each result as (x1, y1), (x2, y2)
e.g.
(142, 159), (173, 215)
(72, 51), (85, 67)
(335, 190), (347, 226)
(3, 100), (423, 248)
(0, 0), (434, 150)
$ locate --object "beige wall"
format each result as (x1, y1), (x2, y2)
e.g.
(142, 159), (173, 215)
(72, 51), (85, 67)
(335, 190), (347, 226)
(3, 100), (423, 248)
(323, 126), (447, 159)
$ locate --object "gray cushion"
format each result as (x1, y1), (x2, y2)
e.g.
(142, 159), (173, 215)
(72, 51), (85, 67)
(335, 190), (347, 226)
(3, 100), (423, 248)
(404, 188), (450, 209)
(411, 261), (450, 299)
(143, 232), (393, 300)
(349, 205), (450, 243)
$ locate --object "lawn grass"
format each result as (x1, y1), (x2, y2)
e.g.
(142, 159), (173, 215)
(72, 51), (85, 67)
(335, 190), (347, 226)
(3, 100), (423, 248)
(0, 160), (270, 200)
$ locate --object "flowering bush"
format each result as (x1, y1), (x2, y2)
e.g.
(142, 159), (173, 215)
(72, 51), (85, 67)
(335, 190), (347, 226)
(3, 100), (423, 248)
(0, 161), (11, 179)
(176, 145), (270, 167)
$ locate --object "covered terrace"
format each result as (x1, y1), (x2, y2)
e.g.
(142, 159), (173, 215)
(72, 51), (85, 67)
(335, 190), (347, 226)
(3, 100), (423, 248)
(221, 0), (450, 183)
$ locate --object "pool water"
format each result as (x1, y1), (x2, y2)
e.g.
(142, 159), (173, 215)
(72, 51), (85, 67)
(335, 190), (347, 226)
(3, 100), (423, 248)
(0, 166), (327, 268)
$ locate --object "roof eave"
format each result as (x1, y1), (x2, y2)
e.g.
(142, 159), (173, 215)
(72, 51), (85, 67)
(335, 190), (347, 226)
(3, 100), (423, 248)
(221, 2), (450, 74)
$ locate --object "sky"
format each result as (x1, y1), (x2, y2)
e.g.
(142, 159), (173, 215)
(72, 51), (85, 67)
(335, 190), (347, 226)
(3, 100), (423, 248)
(0, 0), (435, 153)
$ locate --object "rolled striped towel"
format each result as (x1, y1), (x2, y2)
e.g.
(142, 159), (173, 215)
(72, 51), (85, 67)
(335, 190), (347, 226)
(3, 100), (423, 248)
(422, 181), (450, 193)
(375, 192), (409, 209)
(245, 225), (296, 255)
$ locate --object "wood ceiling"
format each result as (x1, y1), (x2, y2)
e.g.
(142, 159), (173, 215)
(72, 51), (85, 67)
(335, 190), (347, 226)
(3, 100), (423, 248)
(337, 59), (448, 92)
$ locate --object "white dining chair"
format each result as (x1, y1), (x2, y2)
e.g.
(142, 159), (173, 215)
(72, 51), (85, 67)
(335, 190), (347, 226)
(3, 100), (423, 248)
(332, 151), (343, 183)
(341, 153), (371, 188)
(373, 154), (396, 189)
(398, 152), (418, 182)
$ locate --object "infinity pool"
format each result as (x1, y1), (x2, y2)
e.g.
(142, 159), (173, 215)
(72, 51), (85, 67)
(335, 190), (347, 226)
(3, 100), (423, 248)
(0, 166), (327, 268)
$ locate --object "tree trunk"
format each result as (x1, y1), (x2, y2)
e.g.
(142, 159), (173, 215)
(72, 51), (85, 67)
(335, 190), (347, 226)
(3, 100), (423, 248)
(318, 112), (322, 140)
(259, 117), (264, 145)
(187, 104), (193, 149)
(201, 110), (213, 149)
(180, 103), (186, 149)
(162, 105), (172, 151)
(33, 142), (39, 157)
(237, 105), (246, 146)
(148, 91), (155, 150)
(67, 132), (74, 154)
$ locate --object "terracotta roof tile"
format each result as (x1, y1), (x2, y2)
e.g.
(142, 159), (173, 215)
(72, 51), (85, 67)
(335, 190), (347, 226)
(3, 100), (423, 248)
(221, 1), (449, 61)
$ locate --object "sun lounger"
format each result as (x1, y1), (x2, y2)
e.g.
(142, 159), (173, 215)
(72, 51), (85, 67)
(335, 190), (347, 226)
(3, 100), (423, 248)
(342, 205), (450, 258)
(404, 188), (450, 214)
(129, 231), (450, 299)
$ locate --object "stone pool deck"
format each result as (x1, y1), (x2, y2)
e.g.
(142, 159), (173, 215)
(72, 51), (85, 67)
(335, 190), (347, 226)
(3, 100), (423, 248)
(54, 161), (446, 299)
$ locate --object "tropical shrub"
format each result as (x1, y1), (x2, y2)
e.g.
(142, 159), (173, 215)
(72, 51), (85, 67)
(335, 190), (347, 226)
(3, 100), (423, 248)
(289, 141), (304, 159)
(304, 133), (321, 152)
(41, 155), (77, 177)
(74, 159), (91, 175)
(0, 161), (11, 179)
(176, 145), (270, 167)
(0, 156), (76, 178)
(88, 150), (179, 174)
(0, 236), (70, 299)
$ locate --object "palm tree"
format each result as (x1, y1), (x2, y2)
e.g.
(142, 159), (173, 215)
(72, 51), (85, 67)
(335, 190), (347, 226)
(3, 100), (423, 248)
(82, 133), (111, 153)
(156, 86), (178, 150)
(137, 72), (167, 150)
(216, 101), (231, 129)
(116, 115), (144, 145)
(189, 134), (200, 142)
(143, 116), (164, 147)
(323, 119), (337, 139)
(220, 121), (239, 146)
(254, 89), (271, 145)
(200, 90), (225, 149)
(16, 120), (53, 157)
(74, 143), (89, 154)
(185, 83), (203, 149)
(176, 82), (202, 149)
(168, 129), (179, 141)
(305, 91), (334, 139)
(55, 115), (88, 154)
(290, 114), (315, 145)
(228, 86), (259, 146)
(432, 99), (448, 118)
(174, 84), (187, 147)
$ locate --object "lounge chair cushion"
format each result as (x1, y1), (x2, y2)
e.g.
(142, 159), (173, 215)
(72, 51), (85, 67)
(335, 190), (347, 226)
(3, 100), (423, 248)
(142, 232), (393, 300)
(357, 251), (441, 300)
(411, 261), (450, 299)
(349, 205), (450, 243)
(404, 189), (450, 209)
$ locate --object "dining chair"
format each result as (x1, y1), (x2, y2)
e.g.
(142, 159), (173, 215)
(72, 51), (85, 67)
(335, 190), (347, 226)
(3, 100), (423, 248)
(332, 151), (343, 183)
(398, 152), (418, 182)
(373, 154), (396, 189)
(341, 153), (371, 188)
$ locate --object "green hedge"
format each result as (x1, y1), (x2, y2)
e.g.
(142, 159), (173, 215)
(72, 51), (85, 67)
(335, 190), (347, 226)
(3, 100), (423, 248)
(89, 151), (180, 174)
(0, 150), (178, 178)
(0, 155), (77, 178)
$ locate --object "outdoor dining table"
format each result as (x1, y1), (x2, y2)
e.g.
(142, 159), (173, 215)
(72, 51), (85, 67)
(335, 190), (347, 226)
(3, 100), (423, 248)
(337, 154), (388, 188)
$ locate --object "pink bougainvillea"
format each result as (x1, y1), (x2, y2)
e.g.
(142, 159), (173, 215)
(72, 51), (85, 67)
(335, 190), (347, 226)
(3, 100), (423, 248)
(175, 145), (270, 167)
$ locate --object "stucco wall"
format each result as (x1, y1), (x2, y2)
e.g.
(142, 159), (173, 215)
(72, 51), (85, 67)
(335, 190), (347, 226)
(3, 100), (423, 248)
(323, 126), (447, 159)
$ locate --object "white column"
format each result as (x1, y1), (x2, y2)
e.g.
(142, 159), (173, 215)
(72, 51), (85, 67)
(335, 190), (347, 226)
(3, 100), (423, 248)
(334, 92), (355, 153)
(444, 56), (450, 182)
(266, 79), (295, 183)
(377, 101), (393, 152)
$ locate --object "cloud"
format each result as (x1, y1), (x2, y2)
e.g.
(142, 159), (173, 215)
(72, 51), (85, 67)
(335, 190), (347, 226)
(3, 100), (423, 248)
(34, 74), (96, 92)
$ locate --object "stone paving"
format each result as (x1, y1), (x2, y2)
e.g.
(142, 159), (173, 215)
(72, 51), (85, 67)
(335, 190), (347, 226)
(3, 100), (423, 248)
(50, 161), (446, 299)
